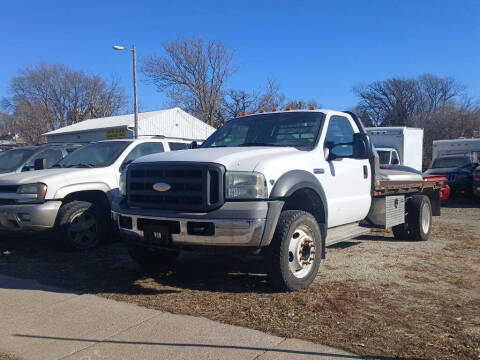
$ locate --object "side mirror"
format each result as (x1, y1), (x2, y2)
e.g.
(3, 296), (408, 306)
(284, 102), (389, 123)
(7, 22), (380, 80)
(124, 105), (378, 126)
(34, 158), (47, 170)
(352, 133), (371, 160)
(392, 157), (399, 165)
(190, 141), (198, 149)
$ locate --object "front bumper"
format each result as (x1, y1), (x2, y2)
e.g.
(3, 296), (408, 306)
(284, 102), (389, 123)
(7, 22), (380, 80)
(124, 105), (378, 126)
(0, 201), (62, 232)
(112, 199), (283, 248)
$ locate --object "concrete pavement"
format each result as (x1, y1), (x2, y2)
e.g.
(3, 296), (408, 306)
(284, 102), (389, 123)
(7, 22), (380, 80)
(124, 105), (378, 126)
(0, 274), (360, 360)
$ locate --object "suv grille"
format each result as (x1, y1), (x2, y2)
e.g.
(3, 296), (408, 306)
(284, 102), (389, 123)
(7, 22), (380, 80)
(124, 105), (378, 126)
(0, 185), (19, 205)
(126, 162), (225, 212)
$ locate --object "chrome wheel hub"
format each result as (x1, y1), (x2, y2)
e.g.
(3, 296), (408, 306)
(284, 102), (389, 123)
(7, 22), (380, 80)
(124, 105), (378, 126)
(288, 225), (316, 279)
(69, 211), (98, 249)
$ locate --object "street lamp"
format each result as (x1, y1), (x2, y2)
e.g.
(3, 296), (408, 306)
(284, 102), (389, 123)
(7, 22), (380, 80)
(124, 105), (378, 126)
(113, 44), (139, 139)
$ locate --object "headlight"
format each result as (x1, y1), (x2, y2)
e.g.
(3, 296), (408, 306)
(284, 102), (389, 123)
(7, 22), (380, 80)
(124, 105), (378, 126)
(16, 183), (47, 203)
(225, 171), (268, 200)
(119, 169), (127, 197)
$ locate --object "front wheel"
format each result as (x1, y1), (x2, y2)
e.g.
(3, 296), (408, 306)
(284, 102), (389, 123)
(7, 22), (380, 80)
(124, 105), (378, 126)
(266, 210), (322, 291)
(56, 200), (107, 250)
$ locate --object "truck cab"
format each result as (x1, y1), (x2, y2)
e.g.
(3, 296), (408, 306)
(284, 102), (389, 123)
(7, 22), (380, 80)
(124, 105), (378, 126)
(375, 147), (400, 167)
(113, 109), (440, 291)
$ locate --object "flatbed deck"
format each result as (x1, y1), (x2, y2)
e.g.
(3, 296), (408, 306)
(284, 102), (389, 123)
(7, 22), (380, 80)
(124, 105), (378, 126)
(373, 180), (440, 197)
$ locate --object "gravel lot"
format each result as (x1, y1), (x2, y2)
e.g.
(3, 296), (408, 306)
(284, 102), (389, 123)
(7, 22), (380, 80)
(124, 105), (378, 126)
(0, 196), (479, 360)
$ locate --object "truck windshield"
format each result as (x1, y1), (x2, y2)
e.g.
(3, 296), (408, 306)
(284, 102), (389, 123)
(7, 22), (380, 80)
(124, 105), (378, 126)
(377, 150), (391, 164)
(201, 112), (325, 150)
(431, 157), (471, 169)
(0, 148), (36, 172)
(55, 141), (130, 168)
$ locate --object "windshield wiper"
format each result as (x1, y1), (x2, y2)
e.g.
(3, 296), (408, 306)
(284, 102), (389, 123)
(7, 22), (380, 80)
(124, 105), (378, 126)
(66, 163), (94, 168)
(51, 164), (63, 168)
(238, 142), (291, 147)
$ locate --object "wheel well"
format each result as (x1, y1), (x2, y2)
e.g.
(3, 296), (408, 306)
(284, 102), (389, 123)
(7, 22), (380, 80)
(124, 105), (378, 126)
(63, 191), (111, 214)
(282, 188), (326, 259)
(283, 188), (326, 227)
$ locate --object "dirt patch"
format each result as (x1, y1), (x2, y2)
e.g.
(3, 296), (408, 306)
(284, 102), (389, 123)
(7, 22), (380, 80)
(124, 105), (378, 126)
(0, 353), (21, 360)
(0, 197), (479, 360)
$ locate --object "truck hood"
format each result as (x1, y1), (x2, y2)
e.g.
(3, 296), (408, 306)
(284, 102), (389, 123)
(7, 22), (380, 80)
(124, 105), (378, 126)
(423, 167), (467, 176)
(134, 147), (303, 172)
(0, 168), (108, 185)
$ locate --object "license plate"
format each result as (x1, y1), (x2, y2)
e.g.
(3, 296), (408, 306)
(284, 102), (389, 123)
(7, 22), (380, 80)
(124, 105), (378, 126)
(143, 224), (170, 245)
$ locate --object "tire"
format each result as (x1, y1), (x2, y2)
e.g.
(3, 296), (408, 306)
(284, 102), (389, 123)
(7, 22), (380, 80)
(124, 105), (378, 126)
(406, 195), (432, 242)
(56, 200), (107, 250)
(127, 244), (179, 271)
(392, 223), (409, 240)
(266, 210), (323, 291)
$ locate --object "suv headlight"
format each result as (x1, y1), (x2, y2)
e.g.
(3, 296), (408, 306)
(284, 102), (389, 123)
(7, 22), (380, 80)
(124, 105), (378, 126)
(225, 171), (268, 200)
(16, 183), (47, 203)
(119, 169), (127, 197)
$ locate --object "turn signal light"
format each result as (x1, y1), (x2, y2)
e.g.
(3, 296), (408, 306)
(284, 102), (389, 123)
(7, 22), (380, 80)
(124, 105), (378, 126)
(285, 106), (291, 111)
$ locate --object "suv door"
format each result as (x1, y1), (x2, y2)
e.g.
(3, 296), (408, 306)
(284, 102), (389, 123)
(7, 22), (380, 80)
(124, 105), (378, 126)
(322, 115), (371, 227)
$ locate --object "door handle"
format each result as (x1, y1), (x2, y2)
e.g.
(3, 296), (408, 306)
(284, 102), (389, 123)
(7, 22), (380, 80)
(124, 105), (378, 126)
(363, 165), (368, 179)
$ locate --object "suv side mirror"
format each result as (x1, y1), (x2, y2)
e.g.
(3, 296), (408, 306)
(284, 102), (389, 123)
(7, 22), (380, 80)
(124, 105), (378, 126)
(391, 157), (399, 165)
(190, 141), (198, 149)
(34, 158), (47, 170)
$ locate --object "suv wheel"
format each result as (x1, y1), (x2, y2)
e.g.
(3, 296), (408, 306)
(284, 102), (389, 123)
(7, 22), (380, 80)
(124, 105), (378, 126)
(266, 210), (322, 291)
(57, 200), (106, 250)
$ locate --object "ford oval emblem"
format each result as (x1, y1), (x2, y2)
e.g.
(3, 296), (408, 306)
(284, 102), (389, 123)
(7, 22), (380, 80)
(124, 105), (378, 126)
(152, 182), (171, 192)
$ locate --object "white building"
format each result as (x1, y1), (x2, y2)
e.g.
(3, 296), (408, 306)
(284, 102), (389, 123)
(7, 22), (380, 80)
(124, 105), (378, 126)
(43, 107), (215, 144)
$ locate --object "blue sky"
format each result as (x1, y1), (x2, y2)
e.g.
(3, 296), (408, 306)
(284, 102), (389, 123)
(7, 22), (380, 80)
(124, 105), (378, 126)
(1, 0), (479, 113)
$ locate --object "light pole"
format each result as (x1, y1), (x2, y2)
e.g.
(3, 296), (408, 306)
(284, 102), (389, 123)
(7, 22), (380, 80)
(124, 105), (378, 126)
(113, 45), (139, 139)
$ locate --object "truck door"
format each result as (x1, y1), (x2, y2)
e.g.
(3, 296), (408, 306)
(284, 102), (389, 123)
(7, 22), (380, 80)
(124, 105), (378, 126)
(322, 114), (371, 227)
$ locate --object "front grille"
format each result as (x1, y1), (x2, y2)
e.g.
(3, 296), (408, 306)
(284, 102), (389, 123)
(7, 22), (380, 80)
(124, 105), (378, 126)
(447, 174), (457, 183)
(0, 185), (18, 193)
(126, 162), (225, 212)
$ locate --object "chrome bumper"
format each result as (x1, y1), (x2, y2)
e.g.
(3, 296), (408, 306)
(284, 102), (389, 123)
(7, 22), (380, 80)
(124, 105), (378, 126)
(0, 201), (62, 231)
(112, 211), (266, 247)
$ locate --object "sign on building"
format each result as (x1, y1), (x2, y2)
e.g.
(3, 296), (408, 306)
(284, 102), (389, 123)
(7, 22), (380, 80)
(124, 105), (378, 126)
(106, 128), (127, 140)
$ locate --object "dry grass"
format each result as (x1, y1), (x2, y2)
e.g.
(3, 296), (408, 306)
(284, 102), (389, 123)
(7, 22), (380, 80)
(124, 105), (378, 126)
(0, 197), (479, 360)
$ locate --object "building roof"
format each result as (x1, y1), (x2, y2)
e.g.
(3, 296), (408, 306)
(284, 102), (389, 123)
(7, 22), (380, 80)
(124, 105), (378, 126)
(43, 107), (215, 140)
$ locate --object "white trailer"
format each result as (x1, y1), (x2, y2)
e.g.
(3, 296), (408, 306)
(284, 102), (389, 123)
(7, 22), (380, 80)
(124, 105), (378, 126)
(432, 138), (480, 164)
(365, 127), (424, 172)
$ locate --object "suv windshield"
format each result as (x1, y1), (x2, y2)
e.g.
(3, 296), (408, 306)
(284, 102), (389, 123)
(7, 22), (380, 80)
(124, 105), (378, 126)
(431, 156), (471, 169)
(0, 148), (36, 172)
(55, 141), (130, 168)
(201, 112), (325, 149)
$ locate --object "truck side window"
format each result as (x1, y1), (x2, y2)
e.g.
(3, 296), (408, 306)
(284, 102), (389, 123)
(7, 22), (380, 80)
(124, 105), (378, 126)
(124, 142), (165, 165)
(325, 116), (354, 156)
(168, 142), (189, 151)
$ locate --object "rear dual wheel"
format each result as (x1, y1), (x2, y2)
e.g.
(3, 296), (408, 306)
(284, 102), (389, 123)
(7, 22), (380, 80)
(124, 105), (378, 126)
(392, 195), (432, 242)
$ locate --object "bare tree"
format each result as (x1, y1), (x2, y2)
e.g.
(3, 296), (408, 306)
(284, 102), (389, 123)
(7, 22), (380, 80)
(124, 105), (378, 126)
(222, 89), (259, 120)
(2, 63), (127, 144)
(256, 78), (286, 111)
(286, 99), (320, 110)
(143, 37), (235, 126)
(354, 74), (478, 165)
(354, 74), (464, 127)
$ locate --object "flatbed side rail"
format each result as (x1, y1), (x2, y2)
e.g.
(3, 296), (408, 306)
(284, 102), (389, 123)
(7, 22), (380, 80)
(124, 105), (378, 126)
(372, 180), (441, 216)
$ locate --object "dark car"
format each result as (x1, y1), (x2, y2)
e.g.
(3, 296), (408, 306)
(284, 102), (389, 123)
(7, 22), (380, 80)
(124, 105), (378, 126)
(423, 155), (476, 193)
(472, 166), (480, 198)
